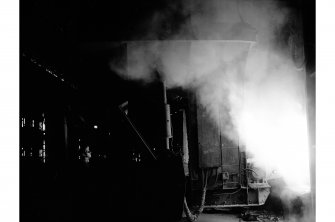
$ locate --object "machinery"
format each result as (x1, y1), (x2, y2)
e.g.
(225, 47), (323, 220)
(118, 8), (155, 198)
(123, 40), (271, 213)
(168, 90), (271, 213)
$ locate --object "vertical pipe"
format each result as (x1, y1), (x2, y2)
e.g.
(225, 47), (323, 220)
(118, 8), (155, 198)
(182, 110), (189, 176)
(306, 71), (315, 220)
(63, 115), (70, 163)
(238, 143), (241, 185)
(162, 81), (171, 150)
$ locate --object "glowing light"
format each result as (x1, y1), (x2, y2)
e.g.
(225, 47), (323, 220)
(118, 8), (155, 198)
(234, 65), (310, 194)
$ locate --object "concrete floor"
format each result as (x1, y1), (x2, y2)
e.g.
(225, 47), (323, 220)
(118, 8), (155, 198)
(197, 213), (242, 222)
(181, 212), (284, 222)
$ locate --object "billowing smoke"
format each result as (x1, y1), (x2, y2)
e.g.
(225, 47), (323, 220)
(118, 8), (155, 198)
(111, 0), (311, 213)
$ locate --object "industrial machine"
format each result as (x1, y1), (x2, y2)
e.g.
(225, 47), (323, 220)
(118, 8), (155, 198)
(122, 40), (272, 214)
(179, 95), (271, 209)
(167, 89), (271, 218)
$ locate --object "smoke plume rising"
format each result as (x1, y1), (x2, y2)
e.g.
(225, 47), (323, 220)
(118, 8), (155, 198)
(111, 0), (310, 203)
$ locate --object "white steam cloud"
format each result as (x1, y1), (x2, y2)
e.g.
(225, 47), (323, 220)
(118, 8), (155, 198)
(111, 0), (310, 196)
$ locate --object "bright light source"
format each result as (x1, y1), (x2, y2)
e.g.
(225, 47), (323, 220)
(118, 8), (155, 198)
(94, 125), (98, 129)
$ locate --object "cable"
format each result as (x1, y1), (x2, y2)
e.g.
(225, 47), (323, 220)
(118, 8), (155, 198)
(183, 169), (209, 222)
(243, 168), (258, 176)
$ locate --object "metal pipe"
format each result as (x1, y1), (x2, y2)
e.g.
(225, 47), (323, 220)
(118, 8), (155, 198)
(162, 81), (171, 150)
(203, 203), (266, 208)
(118, 106), (157, 161)
(238, 144), (241, 185)
(182, 109), (189, 176)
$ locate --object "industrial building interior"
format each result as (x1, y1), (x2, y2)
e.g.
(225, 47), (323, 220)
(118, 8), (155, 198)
(20, 0), (315, 222)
